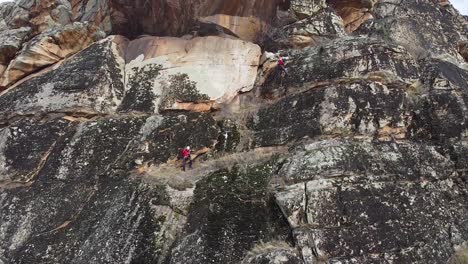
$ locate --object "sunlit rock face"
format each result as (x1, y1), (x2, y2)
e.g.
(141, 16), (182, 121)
(120, 35), (261, 112)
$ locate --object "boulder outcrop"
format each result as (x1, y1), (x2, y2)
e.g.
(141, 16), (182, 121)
(121, 35), (261, 111)
(0, 22), (104, 89)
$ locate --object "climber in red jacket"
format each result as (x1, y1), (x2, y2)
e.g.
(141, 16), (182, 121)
(182, 146), (192, 171)
(277, 56), (288, 75)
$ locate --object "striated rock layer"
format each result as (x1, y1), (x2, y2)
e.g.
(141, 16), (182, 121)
(0, 0), (467, 264)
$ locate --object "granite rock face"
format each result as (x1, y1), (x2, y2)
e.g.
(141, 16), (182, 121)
(0, 0), (467, 263)
(121, 35), (261, 110)
(0, 22), (104, 89)
(361, 0), (468, 62)
(276, 140), (468, 263)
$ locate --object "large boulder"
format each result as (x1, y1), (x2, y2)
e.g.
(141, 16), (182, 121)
(0, 34), (261, 116)
(120, 35), (261, 112)
(0, 22), (104, 90)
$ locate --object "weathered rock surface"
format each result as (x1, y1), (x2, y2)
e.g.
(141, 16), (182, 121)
(0, 27), (31, 71)
(0, 37), (124, 117)
(275, 8), (346, 49)
(0, 0), (467, 263)
(459, 41), (468, 62)
(289, 0), (327, 19)
(276, 139), (468, 263)
(0, 22), (104, 89)
(104, 0), (283, 37)
(0, 112), (220, 263)
(361, 0), (468, 62)
(121, 35), (261, 111)
(169, 164), (292, 264)
(328, 0), (375, 32)
(198, 14), (265, 42)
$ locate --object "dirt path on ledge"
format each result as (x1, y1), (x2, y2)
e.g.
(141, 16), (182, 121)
(132, 146), (289, 190)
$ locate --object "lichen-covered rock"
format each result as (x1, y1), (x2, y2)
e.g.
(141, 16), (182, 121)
(0, 111), (221, 263)
(0, 37), (124, 118)
(411, 59), (468, 142)
(216, 119), (241, 152)
(253, 56), (467, 147)
(289, 0), (327, 19)
(276, 8), (346, 48)
(261, 37), (419, 97)
(361, 0), (468, 62)
(0, 118), (73, 184)
(251, 79), (409, 146)
(135, 113), (220, 165)
(0, 116), (154, 263)
(276, 139), (468, 263)
(242, 245), (304, 264)
(170, 164), (292, 264)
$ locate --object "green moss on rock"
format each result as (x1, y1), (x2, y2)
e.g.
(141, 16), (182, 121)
(170, 162), (292, 264)
(160, 73), (210, 110)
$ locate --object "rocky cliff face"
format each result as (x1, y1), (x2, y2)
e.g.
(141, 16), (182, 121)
(0, 0), (467, 264)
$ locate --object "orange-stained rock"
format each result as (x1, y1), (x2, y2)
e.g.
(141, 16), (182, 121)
(171, 101), (218, 112)
(459, 41), (468, 62)
(328, 0), (375, 32)
(0, 22), (104, 89)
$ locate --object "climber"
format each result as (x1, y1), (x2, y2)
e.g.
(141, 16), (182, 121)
(182, 146), (192, 171)
(277, 56), (288, 76)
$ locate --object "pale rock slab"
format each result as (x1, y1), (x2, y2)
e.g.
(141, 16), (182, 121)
(121, 35), (261, 112)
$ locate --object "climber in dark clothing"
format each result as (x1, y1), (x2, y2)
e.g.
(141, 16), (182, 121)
(182, 146), (192, 171)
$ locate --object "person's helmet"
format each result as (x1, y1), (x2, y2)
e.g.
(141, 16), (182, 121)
(187, 146), (190, 150)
